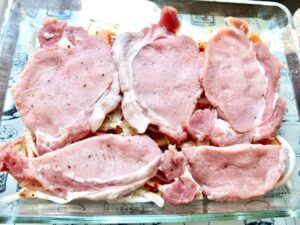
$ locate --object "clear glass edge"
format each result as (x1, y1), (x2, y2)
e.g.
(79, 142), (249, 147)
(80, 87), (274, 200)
(1, 209), (300, 224)
(0, 0), (300, 223)
(0, 0), (14, 59)
(0, 0), (15, 46)
(0, 0), (15, 118)
(166, 0), (300, 60)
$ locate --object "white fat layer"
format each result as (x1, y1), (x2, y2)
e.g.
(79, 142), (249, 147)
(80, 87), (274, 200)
(254, 93), (280, 138)
(254, 125), (261, 138)
(273, 93), (279, 109)
(121, 92), (151, 133)
(89, 69), (121, 132)
(22, 184), (165, 208)
(254, 127), (260, 139)
(43, 32), (54, 39)
(56, 36), (73, 49)
(276, 136), (296, 188)
(254, 100), (265, 127)
(250, 42), (267, 127)
(214, 119), (239, 138)
(26, 177), (149, 203)
(65, 177), (149, 201)
(32, 154), (161, 194)
(215, 119), (231, 131)
(24, 126), (39, 157)
(207, 191), (227, 200)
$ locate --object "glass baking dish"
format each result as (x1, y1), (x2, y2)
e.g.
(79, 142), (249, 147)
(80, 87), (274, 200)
(0, 0), (300, 223)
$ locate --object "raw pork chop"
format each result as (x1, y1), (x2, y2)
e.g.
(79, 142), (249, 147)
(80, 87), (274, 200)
(113, 6), (202, 142)
(0, 134), (162, 201)
(12, 19), (120, 154)
(196, 18), (286, 145)
(202, 26), (267, 133)
(183, 144), (288, 201)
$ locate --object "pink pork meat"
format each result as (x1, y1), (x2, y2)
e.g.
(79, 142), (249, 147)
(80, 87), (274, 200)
(160, 146), (201, 205)
(12, 19), (120, 154)
(113, 6), (202, 143)
(190, 18), (286, 145)
(202, 26), (267, 133)
(0, 134), (162, 201)
(183, 144), (288, 201)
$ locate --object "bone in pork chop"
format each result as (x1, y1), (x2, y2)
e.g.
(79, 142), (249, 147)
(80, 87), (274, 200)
(113, 6), (202, 143)
(0, 134), (162, 201)
(12, 19), (120, 154)
(183, 144), (288, 201)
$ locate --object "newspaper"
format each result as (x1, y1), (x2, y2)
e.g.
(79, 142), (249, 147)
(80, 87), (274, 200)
(0, 1), (300, 224)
